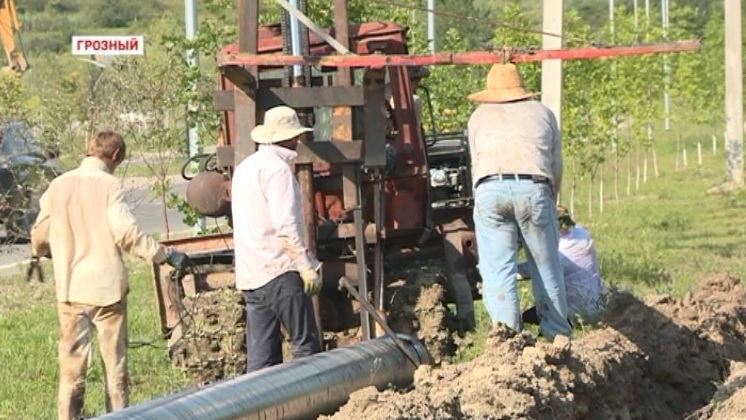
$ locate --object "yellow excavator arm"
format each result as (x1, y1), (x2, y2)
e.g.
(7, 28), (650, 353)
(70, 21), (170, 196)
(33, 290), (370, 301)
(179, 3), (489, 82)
(0, 0), (27, 73)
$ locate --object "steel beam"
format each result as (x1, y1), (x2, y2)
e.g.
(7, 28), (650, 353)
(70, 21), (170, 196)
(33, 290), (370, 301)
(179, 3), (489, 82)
(217, 40), (701, 68)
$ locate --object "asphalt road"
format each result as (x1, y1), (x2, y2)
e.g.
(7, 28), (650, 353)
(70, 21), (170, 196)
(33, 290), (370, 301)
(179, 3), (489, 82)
(0, 180), (193, 276)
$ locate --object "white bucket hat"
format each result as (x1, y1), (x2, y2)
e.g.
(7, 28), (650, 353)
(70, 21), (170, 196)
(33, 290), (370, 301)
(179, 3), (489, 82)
(251, 106), (313, 144)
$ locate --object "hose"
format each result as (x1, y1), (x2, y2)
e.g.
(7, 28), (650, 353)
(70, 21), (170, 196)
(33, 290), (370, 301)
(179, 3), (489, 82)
(180, 153), (217, 181)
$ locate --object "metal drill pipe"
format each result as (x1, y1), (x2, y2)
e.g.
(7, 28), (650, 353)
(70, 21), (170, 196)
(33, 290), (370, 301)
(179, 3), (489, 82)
(339, 276), (420, 367)
(96, 334), (429, 420)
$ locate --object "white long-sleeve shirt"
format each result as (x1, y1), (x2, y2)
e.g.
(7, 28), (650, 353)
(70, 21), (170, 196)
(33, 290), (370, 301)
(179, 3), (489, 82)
(232, 144), (319, 290)
(517, 224), (606, 320)
(557, 225), (606, 319)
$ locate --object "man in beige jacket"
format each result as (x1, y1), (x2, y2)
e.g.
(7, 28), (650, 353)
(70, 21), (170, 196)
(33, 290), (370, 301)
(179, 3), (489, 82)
(31, 131), (188, 419)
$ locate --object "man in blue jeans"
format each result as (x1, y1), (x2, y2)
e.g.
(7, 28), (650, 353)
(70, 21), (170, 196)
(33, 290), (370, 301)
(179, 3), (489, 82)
(232, 106), (323, 372)
(467, 63), (573, 341)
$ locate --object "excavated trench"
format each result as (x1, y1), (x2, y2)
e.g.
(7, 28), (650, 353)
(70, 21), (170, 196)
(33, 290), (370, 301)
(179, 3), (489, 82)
(323, 273), (746, 419)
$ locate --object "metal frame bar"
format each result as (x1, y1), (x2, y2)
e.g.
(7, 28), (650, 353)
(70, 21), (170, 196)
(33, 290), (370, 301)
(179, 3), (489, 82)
(217, 40), (701, 68)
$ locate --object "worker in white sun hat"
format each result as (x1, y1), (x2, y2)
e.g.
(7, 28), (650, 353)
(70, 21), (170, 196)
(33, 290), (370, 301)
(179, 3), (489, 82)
(231, 105), (323, 373)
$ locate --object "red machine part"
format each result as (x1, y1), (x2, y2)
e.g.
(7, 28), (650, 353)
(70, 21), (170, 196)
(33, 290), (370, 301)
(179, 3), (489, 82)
(218, 21), (429, 235)
(216, 40), (701, 68)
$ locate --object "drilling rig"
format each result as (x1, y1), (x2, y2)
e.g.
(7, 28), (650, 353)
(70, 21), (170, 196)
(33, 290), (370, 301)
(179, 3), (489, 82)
(150, 0), (700, 379)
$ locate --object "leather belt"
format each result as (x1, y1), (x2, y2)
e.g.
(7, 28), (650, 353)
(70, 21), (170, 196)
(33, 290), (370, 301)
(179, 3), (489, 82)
(475, 173), (550, 189)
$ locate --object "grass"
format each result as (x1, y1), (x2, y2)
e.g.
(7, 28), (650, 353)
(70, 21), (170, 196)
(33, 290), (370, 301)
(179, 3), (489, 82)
(2, 124), (746, 416)
(0, 260), (190, 419)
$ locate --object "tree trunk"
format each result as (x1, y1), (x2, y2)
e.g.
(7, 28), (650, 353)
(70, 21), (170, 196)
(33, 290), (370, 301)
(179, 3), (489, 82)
(614, 152), (619, 202)
(160, 181), (171, 240)
(627, 151), (632, 196)
(599, 164), (604, 214)
(676, 125), (681, 171)
(588, 177), (593, 218)
(635, 145), (641, 192)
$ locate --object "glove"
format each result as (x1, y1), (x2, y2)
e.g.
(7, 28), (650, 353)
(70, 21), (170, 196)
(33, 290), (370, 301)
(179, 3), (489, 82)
(165, 248), (190, 270)
(299, 267), (322, 296)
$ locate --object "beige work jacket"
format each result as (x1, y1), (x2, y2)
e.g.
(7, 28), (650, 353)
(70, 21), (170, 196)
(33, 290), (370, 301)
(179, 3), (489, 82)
(31, 157), (166, 306)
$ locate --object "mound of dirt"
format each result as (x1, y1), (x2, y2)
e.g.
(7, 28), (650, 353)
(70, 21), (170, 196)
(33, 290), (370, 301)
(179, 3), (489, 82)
(384, 257), (459, 365)
(325, 273), (746, 419)
(169, 287), (247, 383)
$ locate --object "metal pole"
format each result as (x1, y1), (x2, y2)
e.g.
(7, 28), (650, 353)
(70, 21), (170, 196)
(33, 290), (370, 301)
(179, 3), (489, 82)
(662, 0), (671, 130)
(185, 0), (205, 233)
(634, 0), (638, 28)
(289, 0), (303, 78)
(288, 0), (324, 349)
(725, 0), (744, 186)
(427, 0), (435, 53)
(541, 0), (563, 128)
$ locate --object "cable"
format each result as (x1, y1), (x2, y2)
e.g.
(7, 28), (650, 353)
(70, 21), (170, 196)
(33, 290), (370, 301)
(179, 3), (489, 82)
(368, 0), (593, 45)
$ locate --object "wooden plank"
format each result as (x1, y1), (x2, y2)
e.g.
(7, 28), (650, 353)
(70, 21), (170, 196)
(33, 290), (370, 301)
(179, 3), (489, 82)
(342, 165), (358, 212)
(258, 86), (364, 108)
(333, 0), (354, 141)
(234, 0), (259, 167)
(213, 90), (234, 111)
(216, 145), (235, 169)
(214, 86), (365, 111)
(295, 140), (363, 165)
(362, 69), (387, 167)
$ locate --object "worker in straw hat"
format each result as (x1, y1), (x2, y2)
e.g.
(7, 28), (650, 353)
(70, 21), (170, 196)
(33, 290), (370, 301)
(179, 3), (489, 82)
(467, 63), (572, 341)
(231, 105), (323, 372)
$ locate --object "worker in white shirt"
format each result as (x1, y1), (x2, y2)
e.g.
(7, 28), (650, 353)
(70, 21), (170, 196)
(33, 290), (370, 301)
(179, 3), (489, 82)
(518, 206), (607, 325)
(231, 106), (323, 372)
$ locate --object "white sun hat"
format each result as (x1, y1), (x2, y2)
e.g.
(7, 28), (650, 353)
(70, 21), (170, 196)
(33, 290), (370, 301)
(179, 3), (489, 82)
(251, 106), (314, 144)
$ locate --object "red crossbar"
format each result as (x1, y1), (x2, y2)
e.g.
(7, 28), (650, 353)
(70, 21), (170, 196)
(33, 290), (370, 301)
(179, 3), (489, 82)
(216, 40), (700, 68)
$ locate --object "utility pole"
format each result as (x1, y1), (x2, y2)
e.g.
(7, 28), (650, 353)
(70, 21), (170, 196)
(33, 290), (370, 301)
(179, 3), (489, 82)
(724, 0), (744, 188)
(185, 0), (199, 156)
(185, 0), (205, 233)
(541, 0), (563, 128)
(661, 0), (671, 130)
(427, 0), (435, 53)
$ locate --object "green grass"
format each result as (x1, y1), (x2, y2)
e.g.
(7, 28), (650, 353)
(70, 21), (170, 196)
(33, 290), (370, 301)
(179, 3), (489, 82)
(0, 260), (189, 419)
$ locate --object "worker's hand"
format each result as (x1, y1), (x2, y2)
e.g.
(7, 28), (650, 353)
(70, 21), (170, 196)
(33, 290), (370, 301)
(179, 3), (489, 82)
(299, 267), (322, 296)
(165, 248), (190, 270)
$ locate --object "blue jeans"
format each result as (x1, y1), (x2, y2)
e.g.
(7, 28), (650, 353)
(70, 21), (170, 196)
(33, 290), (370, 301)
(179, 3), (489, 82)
(474, 178), (572, 340)
(242, 271), (321, 372)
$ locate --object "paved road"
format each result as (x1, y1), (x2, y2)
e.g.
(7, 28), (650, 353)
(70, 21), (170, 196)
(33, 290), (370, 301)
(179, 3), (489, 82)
(0, 180), (193, 276)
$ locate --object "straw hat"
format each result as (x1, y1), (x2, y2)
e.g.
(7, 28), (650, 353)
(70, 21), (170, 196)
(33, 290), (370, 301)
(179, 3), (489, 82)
(468, 63), (539, 103)
(251, 106), (313, 144)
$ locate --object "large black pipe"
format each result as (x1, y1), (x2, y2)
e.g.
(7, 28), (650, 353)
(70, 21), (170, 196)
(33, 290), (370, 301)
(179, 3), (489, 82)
(97, 334), (429, 420)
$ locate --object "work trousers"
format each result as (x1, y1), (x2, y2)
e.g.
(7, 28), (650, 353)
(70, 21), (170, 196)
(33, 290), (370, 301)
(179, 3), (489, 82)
(57, 300), (128, 420)
(473, 178), (573, 340)
(242, 271), (321, 373)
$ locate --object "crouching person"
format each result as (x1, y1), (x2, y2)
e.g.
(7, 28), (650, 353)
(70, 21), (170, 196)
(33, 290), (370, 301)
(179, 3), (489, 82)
(519, 206), (607, 325)
(30, 130), (189, 420)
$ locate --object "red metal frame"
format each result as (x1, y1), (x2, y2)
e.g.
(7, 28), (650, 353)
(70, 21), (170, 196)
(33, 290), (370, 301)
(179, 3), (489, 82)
(217, 40), (701, 68)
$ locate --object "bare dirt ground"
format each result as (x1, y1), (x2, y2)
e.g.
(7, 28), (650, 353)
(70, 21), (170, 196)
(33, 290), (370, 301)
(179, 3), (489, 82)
(325, 273), (746, 419)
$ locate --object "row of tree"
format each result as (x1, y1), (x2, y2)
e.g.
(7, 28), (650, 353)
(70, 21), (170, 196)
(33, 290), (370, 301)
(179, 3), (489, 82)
(1, 0), (733, 234)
